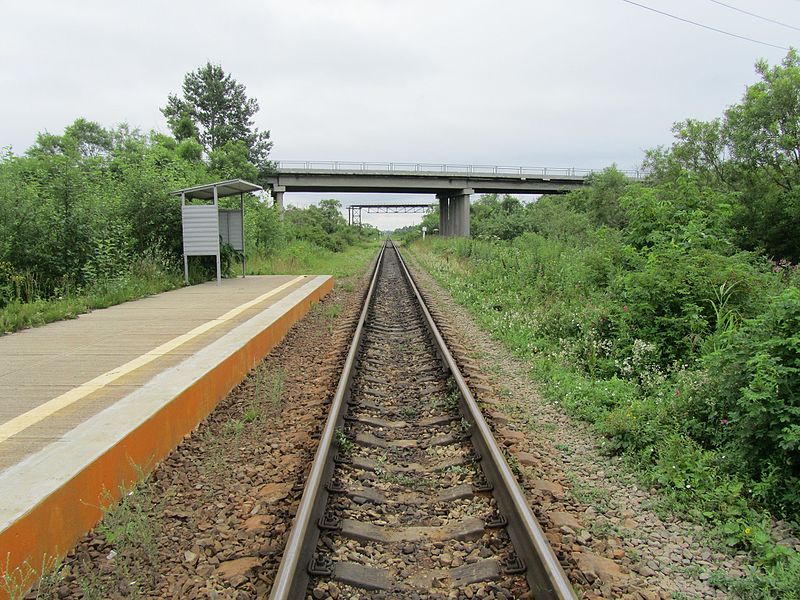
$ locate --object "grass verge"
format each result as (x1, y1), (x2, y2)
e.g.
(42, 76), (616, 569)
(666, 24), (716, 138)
(247, 240), (380, 279)
(0, 272), (182, 335)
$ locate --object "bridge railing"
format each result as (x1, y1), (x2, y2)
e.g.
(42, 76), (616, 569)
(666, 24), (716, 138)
(275, 160), (647, 179)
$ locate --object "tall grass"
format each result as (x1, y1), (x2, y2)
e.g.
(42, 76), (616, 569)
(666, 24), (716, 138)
(0, 255), (183, 335)
(247, 239), (380, 279)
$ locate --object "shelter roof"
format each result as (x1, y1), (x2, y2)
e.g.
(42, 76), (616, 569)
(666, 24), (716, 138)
(170, 179), (262, 200)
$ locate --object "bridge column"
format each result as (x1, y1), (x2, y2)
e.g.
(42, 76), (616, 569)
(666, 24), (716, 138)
(452, 188), (472, 237)
(271, 185), (285, 213)
(436, 193), (450, 236)
(438, 189), (472, 237)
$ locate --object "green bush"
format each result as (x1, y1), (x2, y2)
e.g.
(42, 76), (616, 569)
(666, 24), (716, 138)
(701, 288), (800, 516)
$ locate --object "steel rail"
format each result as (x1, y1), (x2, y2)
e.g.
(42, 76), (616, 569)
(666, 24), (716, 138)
(270, 240), (577, 599)
(269, 242), (386, 600)
(394, 242), (577, 600)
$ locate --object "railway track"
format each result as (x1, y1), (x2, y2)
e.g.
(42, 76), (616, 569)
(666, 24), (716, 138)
(270, 242), (576, 599)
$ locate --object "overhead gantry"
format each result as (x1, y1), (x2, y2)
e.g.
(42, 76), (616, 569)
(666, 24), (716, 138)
(346, 203), (431, 227)
(265, 161), (645, 237)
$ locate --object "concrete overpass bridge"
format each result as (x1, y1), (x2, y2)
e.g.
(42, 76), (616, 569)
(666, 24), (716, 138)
(265, 161), (645, 236)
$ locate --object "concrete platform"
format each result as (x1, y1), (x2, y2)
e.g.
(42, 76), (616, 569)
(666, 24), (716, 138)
(0, 274), (333, 589)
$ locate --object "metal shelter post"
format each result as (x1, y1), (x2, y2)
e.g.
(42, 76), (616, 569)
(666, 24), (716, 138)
(240, 192), (246, 278)
(213, 185), (221, 285)
(182, 192), (189, 284)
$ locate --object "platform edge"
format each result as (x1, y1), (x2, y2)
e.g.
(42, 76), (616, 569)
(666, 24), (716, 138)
(0, 275), (333, 595)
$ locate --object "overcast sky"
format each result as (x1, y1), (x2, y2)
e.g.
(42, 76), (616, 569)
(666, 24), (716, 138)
(2, 0), (798, 229)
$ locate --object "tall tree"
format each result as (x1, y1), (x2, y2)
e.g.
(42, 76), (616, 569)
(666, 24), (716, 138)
(725, 49), (800, 260)
(726, 49), (800, 193)
(642, 50), (800, 261)
(161, 62), (272, 179)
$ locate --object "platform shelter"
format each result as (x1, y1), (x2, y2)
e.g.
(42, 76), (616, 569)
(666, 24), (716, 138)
(171, 179), (262, 284)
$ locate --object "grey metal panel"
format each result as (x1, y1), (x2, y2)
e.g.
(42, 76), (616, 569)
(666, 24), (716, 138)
(218, 210), (244, 251)
(182, 204), (219, 255)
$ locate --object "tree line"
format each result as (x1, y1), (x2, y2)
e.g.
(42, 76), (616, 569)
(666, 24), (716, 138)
(0, 63), (376, 309)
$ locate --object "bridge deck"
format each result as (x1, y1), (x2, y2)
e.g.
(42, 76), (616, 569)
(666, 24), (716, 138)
(267, 169), (586, 194)
(0, 275), (333, 582)
(266, 161), (644, 196)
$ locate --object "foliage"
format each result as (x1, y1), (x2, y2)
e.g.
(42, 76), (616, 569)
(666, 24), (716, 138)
(0, 120), (203, 309)
(471, 194), (526, 240)
(0, 114), (375, 332)
(406, 53), (800, 591)
(567, 167), (630, 228)
(0, 249), (182, 334)
(161, 62), (272, 179)
(646, 49), (800, 261)
(283, 199), (379, 252)
(701, 288), (800, 514)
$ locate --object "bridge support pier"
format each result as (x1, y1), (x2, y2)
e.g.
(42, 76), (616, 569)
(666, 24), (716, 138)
(271, 185), (285, 213)
(437, 194), (450, 236)
(437, 188), (472, 237)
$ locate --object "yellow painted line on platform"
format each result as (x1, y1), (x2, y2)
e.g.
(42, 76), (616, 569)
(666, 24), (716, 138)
(0, 276), (307, 445)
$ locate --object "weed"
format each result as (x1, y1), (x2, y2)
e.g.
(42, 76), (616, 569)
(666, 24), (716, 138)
(566, 472), (611, 510)
(267, 367), (285, 412)
(676, 564), (703, 578)
(383, 473), (417, 487)
(87, 471), (163, 599)
(443, 464), (469, 476)
(223, 418), (245, 438)
(335, 427), (354, 454)
(324, 302), (343, 320)
(243, 406), (260, 423)
(382, 471), (434, 490)
(202, 444), (227, 478)
(433, 388), (460, 412)
(505, 451), (522, 477)
(1, 554), (64, 600)
(533, 420), (557, 434)
(98, 486), (159, 559)
(78, 566), (110, 600)
(589, 519), (620, 539)
(251, 364), (285, 416)
(400, 405), (418, 419)
(374, 453), (388, 477)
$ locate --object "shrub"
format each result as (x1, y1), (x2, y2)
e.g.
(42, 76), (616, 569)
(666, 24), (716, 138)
(702, 287), (800, 516)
